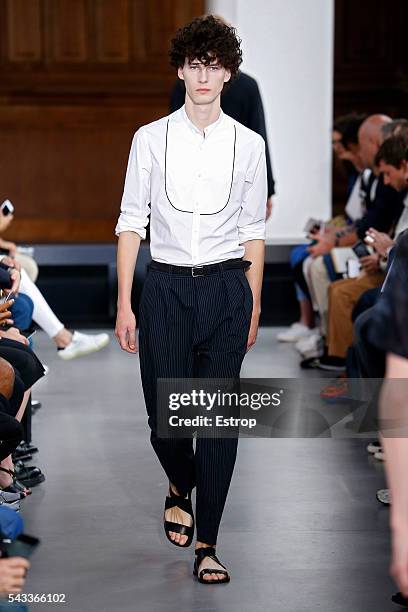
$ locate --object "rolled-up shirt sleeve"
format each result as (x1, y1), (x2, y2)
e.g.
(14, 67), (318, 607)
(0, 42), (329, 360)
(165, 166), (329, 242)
(238, 137), (267, 244)
(115, 128), (151, 239)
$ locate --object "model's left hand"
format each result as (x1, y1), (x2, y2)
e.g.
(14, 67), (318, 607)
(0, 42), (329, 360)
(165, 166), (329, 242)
(247, 307), (260, 351)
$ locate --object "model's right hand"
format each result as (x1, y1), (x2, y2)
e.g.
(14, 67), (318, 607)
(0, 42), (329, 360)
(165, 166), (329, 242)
(115, 308), (138, 353)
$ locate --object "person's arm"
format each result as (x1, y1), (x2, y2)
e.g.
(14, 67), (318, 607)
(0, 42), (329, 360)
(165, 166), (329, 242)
(114, 129), (151, 353)
(115, 232), (141, 353)
(246, 79), (275, 199)
(380, 354), (408, 596)
(238, 137), (267, 350)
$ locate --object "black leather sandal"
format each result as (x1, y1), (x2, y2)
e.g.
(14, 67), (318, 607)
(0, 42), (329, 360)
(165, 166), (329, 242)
(163, 486), (194, 547)
(0, 466), (31, 496)
(193, 547), (230, 584)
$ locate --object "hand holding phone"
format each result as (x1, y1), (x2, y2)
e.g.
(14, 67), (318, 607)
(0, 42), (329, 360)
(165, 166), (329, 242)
(2, 534), (40, 559)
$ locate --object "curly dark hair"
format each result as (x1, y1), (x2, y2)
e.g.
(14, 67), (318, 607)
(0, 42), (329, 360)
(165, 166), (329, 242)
(169, 15), (242, 78)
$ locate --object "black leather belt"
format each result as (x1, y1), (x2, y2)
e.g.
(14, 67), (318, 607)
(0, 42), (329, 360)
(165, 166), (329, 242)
(149, 258), (251, 277)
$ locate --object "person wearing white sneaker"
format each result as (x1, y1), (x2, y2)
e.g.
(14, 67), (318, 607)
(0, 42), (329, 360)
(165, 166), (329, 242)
(1, 257), (109, 360)
(295, 332), (324, 359)
(277, 322), (316, 343)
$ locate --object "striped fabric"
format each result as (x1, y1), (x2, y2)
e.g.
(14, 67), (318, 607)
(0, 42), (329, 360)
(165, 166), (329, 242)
(139, 265), (252, 544)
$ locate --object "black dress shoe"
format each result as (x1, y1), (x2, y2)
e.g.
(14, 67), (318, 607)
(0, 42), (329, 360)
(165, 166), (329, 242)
(15, 442), (39, 455)
(12, 452), (33, 463)
(14, 462), (45, 487)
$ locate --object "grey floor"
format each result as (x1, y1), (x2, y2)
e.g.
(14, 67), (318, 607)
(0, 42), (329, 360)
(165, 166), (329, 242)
(17, 328), (398, 612)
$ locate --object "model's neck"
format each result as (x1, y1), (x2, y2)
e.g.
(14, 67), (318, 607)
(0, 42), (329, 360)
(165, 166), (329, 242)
(184, 96), (221, 133)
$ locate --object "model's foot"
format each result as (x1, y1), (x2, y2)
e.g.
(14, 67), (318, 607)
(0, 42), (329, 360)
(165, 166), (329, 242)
(195, 544), (230, 582)
(165, 484), (193, 546)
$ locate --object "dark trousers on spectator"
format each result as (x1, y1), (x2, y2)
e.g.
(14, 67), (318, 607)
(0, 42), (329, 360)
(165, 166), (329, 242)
(0, 398), (24, 462)
(138, 265), (252, 545)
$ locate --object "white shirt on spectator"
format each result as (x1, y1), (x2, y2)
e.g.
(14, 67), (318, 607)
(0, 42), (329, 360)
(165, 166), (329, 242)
(115, 105), (267, 266)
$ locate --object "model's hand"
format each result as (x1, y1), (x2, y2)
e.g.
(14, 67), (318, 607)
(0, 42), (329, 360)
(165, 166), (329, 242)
(0, 326), (28, 345)
(265, 197), (273, 221)
(115, 307), (138, 353)
(0, 299), (14, 327)
(0, 557), (30, 595)
(359, 253), (380, 274)
(246, 307), (260, 351)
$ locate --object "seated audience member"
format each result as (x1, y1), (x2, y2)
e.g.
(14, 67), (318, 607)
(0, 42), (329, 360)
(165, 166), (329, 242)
(325, 134), (408, 366)
(299, 115), (405, 367)
(0, 205), (38, 282)
(0, 254), (109, 360)
(279, 113), (367, 342)
(0, 358), (24, 465)
(0, 506), (30, 596)
(368, 236), (408, 601)
(0, 274), (46, 494)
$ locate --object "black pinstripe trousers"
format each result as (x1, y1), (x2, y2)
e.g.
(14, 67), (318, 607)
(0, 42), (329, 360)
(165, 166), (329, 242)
(138, 263), (253, 544)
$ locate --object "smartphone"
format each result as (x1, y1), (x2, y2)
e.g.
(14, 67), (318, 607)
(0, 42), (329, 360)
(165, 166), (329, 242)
(352, 240), (370, 259)
(25, 330), (37, 341)
(0, 291), (15, 305)
(1, 200), (14, 216)
(3, 534), (40, 559)
(303, 218), (322, 234)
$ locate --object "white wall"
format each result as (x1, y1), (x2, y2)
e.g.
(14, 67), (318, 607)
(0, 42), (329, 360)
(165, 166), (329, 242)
(207, 0), (334, 243)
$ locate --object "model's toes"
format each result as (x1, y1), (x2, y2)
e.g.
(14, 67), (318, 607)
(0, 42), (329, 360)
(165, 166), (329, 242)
(179, 535), (187, 545)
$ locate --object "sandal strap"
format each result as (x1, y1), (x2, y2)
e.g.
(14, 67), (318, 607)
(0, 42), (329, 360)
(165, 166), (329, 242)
(199, 568), (229, 580)
(164, 521), (193, 536)
(195, 547), (222, 566)
(0, 467), (14, 478)
(165, 491), (193, 515)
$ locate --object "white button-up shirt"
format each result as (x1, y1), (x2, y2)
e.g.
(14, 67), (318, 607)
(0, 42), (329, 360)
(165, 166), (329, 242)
(115, 105), (267, 266)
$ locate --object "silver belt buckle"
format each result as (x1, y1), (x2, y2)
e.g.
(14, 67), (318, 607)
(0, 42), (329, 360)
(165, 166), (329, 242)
(191, 265), (205, 277)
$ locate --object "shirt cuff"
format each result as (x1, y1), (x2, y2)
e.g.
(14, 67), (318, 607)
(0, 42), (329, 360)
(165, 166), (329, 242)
(115, 212), (147, 240)
(238, 223), (266, 244)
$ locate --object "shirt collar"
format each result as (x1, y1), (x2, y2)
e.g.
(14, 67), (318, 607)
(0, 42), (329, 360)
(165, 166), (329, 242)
(179, 104), (224, 137)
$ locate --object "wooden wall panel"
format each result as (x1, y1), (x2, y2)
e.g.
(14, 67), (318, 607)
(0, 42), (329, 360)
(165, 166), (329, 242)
(94, 0), (129, 63)
(6, 0), (42, 62)
(0, 0), (205, 243)
(334, 0), (408, 116)
(47, 0), (88, 63)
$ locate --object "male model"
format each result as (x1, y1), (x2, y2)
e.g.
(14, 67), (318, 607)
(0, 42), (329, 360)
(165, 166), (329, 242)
(115, 15), (266, 584)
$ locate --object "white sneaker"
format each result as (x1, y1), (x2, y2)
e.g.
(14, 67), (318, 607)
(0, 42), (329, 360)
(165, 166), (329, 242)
(277, 323), (314, 343)
(295, 333), (324, 359)
(374, 450), (386, 461)
(376, 489), (391, 505)
(57, 331), (110, 360)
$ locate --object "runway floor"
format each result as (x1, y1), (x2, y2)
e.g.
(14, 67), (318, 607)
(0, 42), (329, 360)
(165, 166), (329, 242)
(18, 328), (395, 612)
